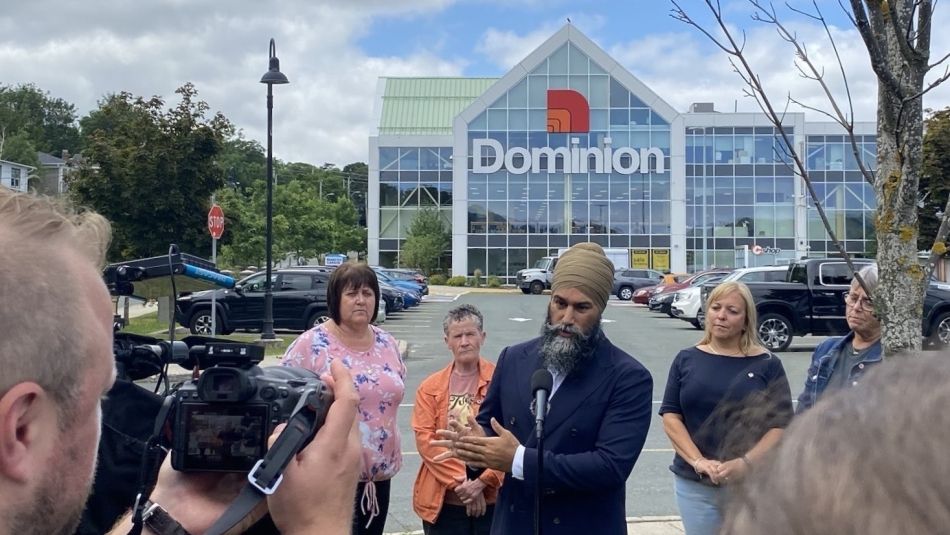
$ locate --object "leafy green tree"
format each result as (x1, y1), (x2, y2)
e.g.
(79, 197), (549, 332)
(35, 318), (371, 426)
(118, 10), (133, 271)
(68, 83), (233, 260)
(0, 131), (41, 172)
(401, 208), (450, 275)
(217, 158), (365, 268)
(0, 83), (81, 155)
(919, 108), (950, 251)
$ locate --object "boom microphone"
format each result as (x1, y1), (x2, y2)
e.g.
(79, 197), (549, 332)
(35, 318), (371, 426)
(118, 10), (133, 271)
(531, 369), (553, 439)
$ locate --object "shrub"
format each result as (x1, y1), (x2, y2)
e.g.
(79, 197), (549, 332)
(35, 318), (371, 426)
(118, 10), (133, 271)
(473, 268), (483, 287)
(487, 276), (502, 288)
(429, 274), (447, 285)
(446, 276), (467, 286)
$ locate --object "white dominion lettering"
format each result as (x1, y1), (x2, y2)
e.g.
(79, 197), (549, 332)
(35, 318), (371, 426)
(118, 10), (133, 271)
(472, 137), (665, 175)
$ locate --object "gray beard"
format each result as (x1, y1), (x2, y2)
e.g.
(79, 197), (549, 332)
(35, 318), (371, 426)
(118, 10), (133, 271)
(539, 311), (602, 376)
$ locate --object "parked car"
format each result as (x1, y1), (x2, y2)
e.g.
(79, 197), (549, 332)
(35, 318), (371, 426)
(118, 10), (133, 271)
(175, 268), (331, 334)
(613, 268), (665, 300)
(743, 258), (950, 351)
(374, 269), (424, 304)
(386, 268), (429, 294)
(633, 285), (657, 304)
(648, 269), (733, 316)
(680, 266), (789, 329)
(379, 282), (405, 315)
(516, 256), (559, 294)
(375, 296), (387, 324)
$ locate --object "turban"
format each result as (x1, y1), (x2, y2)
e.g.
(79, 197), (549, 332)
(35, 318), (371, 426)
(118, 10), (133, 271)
(551, 242), (614, 311)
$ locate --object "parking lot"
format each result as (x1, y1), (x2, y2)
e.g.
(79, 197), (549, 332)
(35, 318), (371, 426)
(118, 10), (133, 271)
(379, 290), (820, 534)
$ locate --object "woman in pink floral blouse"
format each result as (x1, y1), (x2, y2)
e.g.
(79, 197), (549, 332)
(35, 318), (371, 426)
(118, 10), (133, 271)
(283, 262), (406, 535)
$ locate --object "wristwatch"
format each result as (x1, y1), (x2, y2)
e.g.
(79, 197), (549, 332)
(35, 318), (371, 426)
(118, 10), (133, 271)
(142, 500), (191, 535)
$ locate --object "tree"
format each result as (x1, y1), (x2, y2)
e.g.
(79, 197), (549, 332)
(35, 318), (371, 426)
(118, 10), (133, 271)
(918, 108), (950, 249)
(673, 1), (950, 355)
(0, 83), (81, 155)
(0, 131), (41, 174)
(68, 83), (233, 260)
(217, 156), (366, 268)
(401, 208), (451, 276)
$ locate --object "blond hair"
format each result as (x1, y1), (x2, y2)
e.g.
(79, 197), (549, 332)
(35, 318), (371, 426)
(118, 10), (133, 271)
(0, 189), (112, 425)
(699, 281), (763, 355)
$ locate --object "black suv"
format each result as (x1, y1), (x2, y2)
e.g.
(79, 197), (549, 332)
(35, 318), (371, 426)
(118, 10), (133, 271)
(176, 268), (331, 334)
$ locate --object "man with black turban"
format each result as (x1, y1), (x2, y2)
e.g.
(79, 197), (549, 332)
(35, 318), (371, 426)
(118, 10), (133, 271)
(434, 243), (653, 535)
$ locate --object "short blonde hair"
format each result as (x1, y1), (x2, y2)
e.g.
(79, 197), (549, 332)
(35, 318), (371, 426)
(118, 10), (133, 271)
(0, 189), (112, 426)
(699, 281), (762, 355)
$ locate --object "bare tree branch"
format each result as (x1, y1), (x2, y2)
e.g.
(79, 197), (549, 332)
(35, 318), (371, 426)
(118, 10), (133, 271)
(673, 0), (872, 294)
(850, 0), (907, 99)
(753, 0), (875, 185)
(885, 0), (928, 65)
(789, 97), (841, 123)
(905, 65), (950, 103)
(930, 50), (950, 70)
(917, 0), (934, 64)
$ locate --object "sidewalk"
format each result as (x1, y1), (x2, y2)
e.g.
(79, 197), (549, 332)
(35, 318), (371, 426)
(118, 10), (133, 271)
(427, 284), (520, 296)
(627, 516), (685, 534)
(384, 517), (683, 535)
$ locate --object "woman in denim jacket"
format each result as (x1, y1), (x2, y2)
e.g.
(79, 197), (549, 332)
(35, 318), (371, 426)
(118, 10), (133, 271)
(797, 264), (882, 412)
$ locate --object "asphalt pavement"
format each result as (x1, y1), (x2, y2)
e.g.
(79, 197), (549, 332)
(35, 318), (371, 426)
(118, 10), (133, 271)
(376, 287), (818, 534)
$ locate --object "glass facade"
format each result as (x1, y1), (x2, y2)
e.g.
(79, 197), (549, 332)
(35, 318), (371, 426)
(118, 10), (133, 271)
(685, 127), (797, 270)
(370, 29), (880, 278)
(465, 42), (672, 281)
(377, 146), (453, 268)
(805, 135), (877, 255)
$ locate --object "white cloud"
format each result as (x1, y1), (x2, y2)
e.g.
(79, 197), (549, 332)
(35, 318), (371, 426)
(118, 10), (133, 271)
(2, 1), (949, 169)
(611, 6), (950, 121)
(475, 13), (606, 70)
(0, 0), (463, 165)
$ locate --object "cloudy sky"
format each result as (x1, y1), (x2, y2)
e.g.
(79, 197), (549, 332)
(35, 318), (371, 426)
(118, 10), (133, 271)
(3, 0), (949, 166)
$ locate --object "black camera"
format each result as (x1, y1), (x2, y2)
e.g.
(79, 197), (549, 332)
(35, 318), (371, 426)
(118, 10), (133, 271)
(169, 341), (332, 472)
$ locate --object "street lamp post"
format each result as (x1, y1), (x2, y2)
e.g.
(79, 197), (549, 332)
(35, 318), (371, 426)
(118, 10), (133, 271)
(260, 38), (289, 340)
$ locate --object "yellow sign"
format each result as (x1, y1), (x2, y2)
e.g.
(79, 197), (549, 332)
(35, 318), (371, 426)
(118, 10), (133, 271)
(652, 249), (670, 272)
(631, 249), (650, 269)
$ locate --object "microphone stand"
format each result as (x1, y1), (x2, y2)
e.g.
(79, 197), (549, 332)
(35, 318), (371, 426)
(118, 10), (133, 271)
(535, 419), (544, 535)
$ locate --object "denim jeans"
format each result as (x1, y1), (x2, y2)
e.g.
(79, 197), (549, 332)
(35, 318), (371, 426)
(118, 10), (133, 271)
(673, 475), (724, 535)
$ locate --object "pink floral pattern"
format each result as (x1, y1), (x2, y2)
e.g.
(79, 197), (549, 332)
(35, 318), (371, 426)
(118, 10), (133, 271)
(283, 323), (406, 481)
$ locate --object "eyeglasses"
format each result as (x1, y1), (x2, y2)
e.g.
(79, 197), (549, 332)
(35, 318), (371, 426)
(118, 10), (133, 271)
(843, 291), (873, 311)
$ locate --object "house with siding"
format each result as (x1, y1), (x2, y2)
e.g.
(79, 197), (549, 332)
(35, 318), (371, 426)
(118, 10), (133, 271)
(0, 159), (34, 192)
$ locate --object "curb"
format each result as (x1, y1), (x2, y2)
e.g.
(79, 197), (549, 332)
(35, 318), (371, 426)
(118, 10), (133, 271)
(382, 517), (684, 535)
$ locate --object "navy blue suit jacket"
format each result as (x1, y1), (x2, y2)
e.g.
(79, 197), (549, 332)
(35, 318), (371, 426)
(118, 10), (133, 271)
(476, 335), (653, 535)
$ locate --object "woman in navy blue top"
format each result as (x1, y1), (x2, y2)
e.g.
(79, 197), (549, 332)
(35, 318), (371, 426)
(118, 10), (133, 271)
(659, 281), (793, 535)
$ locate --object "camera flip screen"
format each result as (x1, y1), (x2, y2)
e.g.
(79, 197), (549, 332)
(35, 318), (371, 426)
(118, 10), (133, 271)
(180, 403), (269, 472)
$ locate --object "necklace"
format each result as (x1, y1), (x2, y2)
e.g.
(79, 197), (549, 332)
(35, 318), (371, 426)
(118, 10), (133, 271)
(706, 342), (744, 357)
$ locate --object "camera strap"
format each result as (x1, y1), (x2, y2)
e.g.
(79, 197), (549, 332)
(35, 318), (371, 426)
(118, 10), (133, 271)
(129, 396), (177, 535)
(203, 389), (320, 535)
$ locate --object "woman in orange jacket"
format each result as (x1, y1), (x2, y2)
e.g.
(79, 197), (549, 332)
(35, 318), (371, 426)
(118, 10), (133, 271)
(412, 304), (503, 535)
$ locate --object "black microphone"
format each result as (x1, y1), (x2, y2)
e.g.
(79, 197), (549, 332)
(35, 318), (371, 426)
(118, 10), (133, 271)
(531, 369), (553, 439)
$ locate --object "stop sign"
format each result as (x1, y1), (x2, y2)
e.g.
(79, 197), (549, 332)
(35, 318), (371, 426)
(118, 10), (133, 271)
(208, 204), (225, 239)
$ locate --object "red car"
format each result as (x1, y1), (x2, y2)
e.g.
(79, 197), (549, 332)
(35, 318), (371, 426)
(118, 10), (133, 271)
(632, 285), (657, 304)
(647, 269), (733, 315)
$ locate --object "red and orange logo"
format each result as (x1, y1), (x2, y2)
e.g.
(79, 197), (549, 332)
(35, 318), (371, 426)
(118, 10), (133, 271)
(547, 89), (589, 133)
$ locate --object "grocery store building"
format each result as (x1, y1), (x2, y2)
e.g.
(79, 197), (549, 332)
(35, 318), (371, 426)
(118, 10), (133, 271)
(368, 25), (876, 281)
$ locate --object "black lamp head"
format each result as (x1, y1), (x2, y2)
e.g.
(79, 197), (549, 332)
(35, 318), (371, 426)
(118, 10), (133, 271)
(260, 38), (289, 85)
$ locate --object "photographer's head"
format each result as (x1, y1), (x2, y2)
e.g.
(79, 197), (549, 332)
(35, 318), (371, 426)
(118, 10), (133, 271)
(0, 190), (116, 535)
